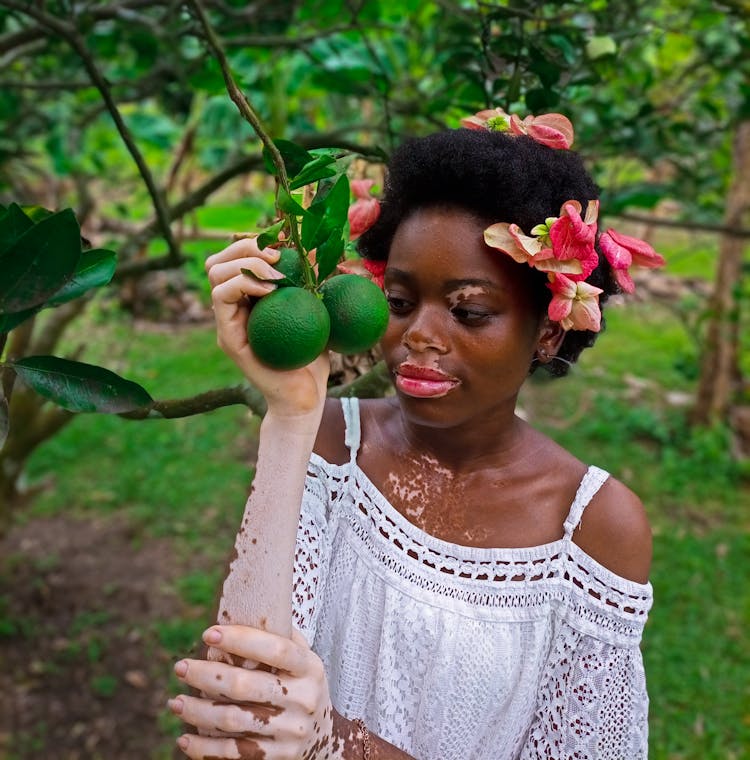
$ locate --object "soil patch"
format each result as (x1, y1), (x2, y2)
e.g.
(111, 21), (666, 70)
(0, 515), (191, 759)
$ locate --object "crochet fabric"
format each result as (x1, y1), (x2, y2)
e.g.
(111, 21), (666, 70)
(292, 398), (652, 760)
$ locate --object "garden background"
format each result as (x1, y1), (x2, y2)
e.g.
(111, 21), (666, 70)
(0, 1), (748, 758)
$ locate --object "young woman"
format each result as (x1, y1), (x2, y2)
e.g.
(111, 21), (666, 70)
(168, 115), (660, 759)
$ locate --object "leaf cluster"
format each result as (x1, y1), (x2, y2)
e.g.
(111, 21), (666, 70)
(0, 205), (152, 448)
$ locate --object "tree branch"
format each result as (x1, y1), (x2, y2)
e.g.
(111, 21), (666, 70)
(2, 0), (182, 265)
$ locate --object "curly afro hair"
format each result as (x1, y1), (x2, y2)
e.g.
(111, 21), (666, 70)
(357, 128), (620, 377)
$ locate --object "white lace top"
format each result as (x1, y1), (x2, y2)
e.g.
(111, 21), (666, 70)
(292, 398), (652, 760)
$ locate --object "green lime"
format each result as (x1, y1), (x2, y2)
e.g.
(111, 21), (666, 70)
(247, 286), (330, 370)
(274, 247), (308, 288)
(320, 274), (390, 354)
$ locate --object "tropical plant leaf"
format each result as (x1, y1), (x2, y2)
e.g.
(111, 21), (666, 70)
(46, 248), (117, 307)
(0, 305), (40, 334)
(315, 227), (345, 283)
(0, 208), (82, 313)
(256, 220), (285, 250)
(12, 356), (153, 413)
(262, 139), (312, 179)
(301, 174), (350, 251)
(289, 154), (337, 190)
(277, 188), (307, 217)
(0, 203), (34, 256)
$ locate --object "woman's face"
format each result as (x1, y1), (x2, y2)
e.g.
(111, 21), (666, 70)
(380, 206), (547, 430)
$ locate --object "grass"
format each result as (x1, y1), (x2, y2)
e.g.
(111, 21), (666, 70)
(13, 220), (750, 759)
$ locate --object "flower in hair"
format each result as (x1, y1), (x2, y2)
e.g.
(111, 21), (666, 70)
(484, 200), (599, 278)
(461, 107), (574, 150)
(348, 179), (381, 240)
(484, 200), (603, 331)
(547, 274), (603, 332)
(599, 228), (666, 294)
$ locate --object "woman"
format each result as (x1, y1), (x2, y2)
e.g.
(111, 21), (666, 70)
(168, 115), (661, 759)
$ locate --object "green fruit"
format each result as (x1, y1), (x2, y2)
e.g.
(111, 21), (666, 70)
(274, 247), (307, 288)
(320, 274), (390, 354)
(247, 286), (330, 370)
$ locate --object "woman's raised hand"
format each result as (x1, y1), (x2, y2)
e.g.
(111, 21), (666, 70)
(205, 238), (329, 419)
(170, 626), (338, 760)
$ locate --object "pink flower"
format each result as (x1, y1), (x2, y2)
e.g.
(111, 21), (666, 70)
(362, 258), (386, 289)
(348, 179), (381, 240)
(508, 113), (575, 149)
(547, 273), (603, 332)
(461, 108), (574, 149)
(599, 229), (666, 294)
(460, 108), (512, 132)
(547, 201), (599, 280)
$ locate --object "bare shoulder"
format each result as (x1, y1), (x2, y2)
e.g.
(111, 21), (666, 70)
(572, 475), (653, 584)
(312, 397), (348, 465)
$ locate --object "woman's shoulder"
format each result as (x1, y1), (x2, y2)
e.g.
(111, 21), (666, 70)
(572, 473), (653, 584)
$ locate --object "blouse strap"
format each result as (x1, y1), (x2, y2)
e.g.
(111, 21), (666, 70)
(563, 465), (610, 538)
(341, 396), (362, 464)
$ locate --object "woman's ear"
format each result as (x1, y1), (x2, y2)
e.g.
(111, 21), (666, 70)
(535, 318), (566, 364)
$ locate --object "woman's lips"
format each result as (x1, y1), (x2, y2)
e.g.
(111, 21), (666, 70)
(394, 363), (461, 398)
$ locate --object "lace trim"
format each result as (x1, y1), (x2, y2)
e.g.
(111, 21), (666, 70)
(305, 456), (652, 645)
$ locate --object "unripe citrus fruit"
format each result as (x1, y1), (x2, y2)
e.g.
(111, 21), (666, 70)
(247, 286), (330, 370)
(320, 274), (390, 354)
(274, 246), (307, 287)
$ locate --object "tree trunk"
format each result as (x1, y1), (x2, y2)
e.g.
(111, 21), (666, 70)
(692, 120), (750, 427)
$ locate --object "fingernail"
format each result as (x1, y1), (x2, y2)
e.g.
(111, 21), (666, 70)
(177, 735), (190, 751)
(203, 627), (222, 645)
(174, 660), (188, 678)
(167, 697), (184, 715)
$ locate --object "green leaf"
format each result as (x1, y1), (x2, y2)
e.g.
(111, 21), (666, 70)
(315, 228), (345, 283)
(12, 356), (153, 414)
(0, 208), (82, 314)
(311, 173), (350, 229)
(0, 305), (40, 333)
(289, 154), (337, 190)
(46, 248), (117, 307)
(256, 220), (285, 250)
(262, 139), (313, 179)
(277, 189), (307, 217)
(0, 203), (34, 256)
(302, 174), (351, 252)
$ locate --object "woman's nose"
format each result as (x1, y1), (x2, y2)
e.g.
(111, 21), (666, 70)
(402, 307), (448, 354)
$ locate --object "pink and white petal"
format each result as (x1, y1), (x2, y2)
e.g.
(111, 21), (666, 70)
(534, 256), (584, 275)
(350, 179), (376, 200)
(613, 267), (635, 294)
(605, 228), (666, 268)
(348, 198), (381, 240)
(583, 200), (600, 225)
(509, 114), (528, 136)
(460, 115), (488, 130)
(532, 114), (575, 148)
(548, 293), (573, 324)
(484, 223), (536, 264)
(525, 122), (571, 150)
(599, 231), (632, 269)
(569, 294), (602, 332)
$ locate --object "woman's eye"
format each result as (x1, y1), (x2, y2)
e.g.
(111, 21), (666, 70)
(386, 295), (412, 313)
(452, 307), (491, 324)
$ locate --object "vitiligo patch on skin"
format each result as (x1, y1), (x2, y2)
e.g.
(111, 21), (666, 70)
(446, 284), (490, 308)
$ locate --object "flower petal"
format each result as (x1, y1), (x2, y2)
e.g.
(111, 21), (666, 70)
(484, 222), (540, 264)
(348, 197), (381, 240)
(526, 113), (575, 149)
(350, 179), (376, 200)
(604, 228), (666, 268)
(361, 258), (386, 289)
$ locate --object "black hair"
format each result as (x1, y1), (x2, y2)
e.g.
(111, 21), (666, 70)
(357, 128), (619, 377)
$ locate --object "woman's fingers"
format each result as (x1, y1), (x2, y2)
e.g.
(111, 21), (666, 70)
(206, 238), (280, 273)
(170, 694), (282, 737)
(208, 256), (285, 290)
(177, 733), (269, 760)
(203, 626), (312, 676)
(173, 658), (291, 703)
